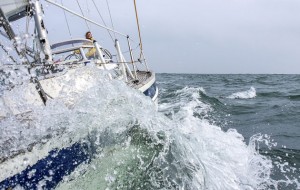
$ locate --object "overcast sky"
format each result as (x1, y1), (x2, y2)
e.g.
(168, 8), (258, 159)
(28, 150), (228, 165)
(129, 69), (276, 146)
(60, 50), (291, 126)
(138, 0), (300, 74)
(43, 0), (300, 74)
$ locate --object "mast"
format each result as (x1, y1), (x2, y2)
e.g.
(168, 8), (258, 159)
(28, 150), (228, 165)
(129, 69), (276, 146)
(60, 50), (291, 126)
(31, 0), (53, 64)
(0, 0), (53, 64)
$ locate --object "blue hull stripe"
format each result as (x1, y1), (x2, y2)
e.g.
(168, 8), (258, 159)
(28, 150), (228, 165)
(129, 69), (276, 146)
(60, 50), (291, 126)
(143, 82), (157, 99)
(0, 143), (91, 190)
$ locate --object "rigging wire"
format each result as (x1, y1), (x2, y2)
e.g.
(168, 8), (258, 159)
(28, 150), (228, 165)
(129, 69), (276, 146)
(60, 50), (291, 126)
(76, 0), (91, 31)
(44, 0), (128, 38)
(91, 0), (114, 42)
(61, 0), (72, 38)
(105, 0), (117, 40)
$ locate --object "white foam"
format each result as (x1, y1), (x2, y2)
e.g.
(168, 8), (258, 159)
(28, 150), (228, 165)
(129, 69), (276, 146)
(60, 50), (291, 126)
(227, 87), (256, 99)
(159, 86), (210, 117)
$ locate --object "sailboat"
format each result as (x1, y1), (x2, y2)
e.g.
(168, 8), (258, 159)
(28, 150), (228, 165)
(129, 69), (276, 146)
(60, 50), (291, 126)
(0, 0), (158, 189)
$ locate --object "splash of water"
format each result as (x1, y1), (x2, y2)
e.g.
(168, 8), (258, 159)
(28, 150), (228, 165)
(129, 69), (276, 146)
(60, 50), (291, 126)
(0, 69), (299, 189)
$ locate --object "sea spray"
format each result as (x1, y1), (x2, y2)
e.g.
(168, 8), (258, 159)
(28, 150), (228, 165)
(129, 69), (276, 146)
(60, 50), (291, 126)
(1, 70), (299, 189)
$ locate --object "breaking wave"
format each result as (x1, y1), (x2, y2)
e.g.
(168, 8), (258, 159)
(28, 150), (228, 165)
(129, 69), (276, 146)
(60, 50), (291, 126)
(227, 87), (256, 99)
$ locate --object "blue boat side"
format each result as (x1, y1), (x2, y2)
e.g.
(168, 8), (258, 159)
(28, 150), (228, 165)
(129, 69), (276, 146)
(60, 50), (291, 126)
(0, 143), (92, 190)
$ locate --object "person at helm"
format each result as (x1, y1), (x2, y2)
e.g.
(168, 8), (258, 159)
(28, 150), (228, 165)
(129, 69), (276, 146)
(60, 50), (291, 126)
(84, 31), (97, 59)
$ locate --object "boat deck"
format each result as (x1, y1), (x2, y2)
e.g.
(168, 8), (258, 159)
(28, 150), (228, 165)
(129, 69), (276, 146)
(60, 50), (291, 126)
(127, 70), (153, 89)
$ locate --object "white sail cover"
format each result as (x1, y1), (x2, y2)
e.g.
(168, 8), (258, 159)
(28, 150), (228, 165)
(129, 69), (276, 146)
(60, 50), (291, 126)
(0, 0), (29, 21)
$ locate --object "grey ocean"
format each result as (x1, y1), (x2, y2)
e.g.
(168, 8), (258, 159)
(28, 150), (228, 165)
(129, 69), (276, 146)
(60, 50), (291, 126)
(158, 74), (300, 189)
(0, 72), (299, 189)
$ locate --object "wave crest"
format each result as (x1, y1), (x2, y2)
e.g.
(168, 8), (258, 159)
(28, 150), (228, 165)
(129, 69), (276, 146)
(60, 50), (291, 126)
(227, 87), (256, 99)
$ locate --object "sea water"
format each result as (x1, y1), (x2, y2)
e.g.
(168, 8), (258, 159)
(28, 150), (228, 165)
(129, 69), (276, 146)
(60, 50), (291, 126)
(0, 69), (299, 189)
(157, 74), (300, 190)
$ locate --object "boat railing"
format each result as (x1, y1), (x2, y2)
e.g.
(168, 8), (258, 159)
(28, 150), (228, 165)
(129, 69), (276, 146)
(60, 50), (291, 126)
(50, 38), (112, 64)
(50, 38), (145, 82)
(51, 38), (93, 50)
(51, 45), (94, 55)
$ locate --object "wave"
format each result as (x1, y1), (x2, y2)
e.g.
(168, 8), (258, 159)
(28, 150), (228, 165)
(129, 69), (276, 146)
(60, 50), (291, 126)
(1, 70), (299, 189)
(158, 85), (292, 189)
(227, 87), (256, 99)
(159, 86), (215, 123)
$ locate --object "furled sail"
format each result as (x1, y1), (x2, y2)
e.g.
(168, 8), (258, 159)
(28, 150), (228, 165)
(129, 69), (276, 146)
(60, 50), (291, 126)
(0, 0), (29, 22)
